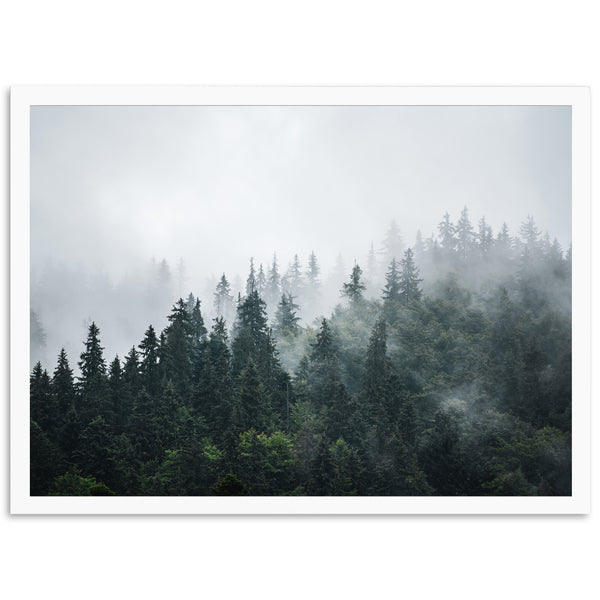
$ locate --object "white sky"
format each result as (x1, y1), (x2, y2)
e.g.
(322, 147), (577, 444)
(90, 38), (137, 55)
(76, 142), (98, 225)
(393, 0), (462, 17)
(31, 105), (572, 283)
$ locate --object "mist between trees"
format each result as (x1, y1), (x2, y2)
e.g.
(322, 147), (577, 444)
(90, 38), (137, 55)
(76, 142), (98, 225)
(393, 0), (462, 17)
(30, 208), (572, 496)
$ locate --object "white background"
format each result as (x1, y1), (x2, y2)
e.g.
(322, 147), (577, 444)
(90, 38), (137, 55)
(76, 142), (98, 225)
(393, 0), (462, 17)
(0, 1), (597, 598)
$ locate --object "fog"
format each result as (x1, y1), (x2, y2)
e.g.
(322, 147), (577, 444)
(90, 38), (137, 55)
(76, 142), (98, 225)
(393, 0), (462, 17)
(30, 105), (571, 367)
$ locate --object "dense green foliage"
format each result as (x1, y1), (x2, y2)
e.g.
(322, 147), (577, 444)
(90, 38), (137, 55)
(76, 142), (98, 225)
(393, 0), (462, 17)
(30, 210), (572, 496)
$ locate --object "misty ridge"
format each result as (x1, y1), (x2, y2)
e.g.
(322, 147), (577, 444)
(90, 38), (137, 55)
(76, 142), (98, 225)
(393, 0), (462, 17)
(30, 207), (572, 496)
(30, 208), (570, 372)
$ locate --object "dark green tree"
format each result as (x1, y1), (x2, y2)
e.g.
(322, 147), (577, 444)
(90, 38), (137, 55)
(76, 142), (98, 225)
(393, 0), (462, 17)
(30, 419), (63, 495)
(52, 349), (75, 418)
(73, 415), (115, 486)
(234, 358), (268, 433)
(399, 248), (423, 304)
(162, 299), (193, 398)
(139, 324), (161, 397)
(256, 263), (267, 298)
(381, 258), (401, 322)
(310, 318), (335, 362)
(246, 257), (257, 296)
(77, 322), (110, 424)
(198, 317), (234, 446)
(30, 362), (55, 437)
(306, 319), (353, 442)
(341, 263), (366, 306)
(274, 293), (301, 337)
(189, 298), (208, 371)
(118, 347), (142, 433)
(236, 429), (296, 495)
(214, 273), (234, 323)
(231, 290), (290, 429)
(108, 355), (124, 432)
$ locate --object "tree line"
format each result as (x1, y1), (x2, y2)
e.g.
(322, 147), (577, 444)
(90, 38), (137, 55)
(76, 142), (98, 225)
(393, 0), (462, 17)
(30, 208), (572, 496)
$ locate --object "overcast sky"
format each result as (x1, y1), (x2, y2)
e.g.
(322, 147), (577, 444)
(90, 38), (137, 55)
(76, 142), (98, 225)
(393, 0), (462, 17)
(31, 104), (572, 283)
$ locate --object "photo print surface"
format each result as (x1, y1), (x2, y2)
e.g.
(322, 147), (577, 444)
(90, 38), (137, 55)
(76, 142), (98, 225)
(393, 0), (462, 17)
(28, 102), (574, 501)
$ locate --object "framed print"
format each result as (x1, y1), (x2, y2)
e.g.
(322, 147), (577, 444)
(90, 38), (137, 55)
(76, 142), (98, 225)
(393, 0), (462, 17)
(10, 86), (591, 514)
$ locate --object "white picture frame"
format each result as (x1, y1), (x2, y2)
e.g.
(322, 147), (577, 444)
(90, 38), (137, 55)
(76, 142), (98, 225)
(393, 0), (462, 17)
(11, 85), (591, 514)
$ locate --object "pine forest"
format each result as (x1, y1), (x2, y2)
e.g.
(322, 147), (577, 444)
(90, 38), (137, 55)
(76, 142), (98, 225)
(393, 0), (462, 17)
(30, 209), (572, 497)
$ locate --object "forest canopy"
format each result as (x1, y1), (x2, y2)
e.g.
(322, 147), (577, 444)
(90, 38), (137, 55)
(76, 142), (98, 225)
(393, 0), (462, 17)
(30, 209), (572, 496)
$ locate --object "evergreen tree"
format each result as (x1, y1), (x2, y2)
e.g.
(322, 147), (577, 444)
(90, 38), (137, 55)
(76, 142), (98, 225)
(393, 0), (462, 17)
(162, 299), (193, 398)
(438, 212), (456, 254)
(185, 292), (196, 314)
(231, 290), (288, 424)
(361, 317), (414, 439)
(74, 415), (115, 487)
(493, 222), (513, 264)
(52, 349), (75, 423)
(30, 310), (47, 366)
(128, 388), (159, 462)
(30, 419), (62, 495)
(122, 347), (140, 388)
(399, 248), (423, 304)
(246, 257), (257, 296)
(284, 254), (303, 298)
(232, 290), (271, 375)
(306, 319), (352, 441)
(382, 258), (401, 303)
(154, 379), (180, 451)
(199, 317), (234, 446)
(234, 358), (267, 433)
(77, 322), (110, 424)
(119, 347), (141, 432)
(456, 206), (475, 262)
(477, 216), (493, 259)
(547, 238), (567, 280)
(274, 293), (301, 336)
(266, 253), (281, 307)
(189, 298), (208, 363)
(214, 273), (234, 323)
(108, 355), (123, 431)
(308, 435), (334, 494)
(256, 263), (267, 298)
(520, 215), (540, 248)
(310, 319), (336, 362)
(382, 258), (402, 323)
(30, 362), (55, 436)
(341, 263), (366, 306)
(305, 250), (321, 317)
(139, 324), (161, 397)
(306, 251), (321, 288)
(495, 222), (511, 248)
(380, 218), (404, 263)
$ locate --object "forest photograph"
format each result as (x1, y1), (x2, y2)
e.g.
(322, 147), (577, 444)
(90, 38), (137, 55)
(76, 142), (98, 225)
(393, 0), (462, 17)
(27, 103), (573, 499)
